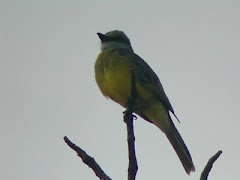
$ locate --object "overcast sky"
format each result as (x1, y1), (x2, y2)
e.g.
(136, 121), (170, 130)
(1, 1), (240, 180)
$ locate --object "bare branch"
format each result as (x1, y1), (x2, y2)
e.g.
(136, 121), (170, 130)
(200, 150), (222, 180)
(63, 136), (112, 180)
(124, 70), (138, 180)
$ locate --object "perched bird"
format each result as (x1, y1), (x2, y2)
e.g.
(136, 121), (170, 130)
(94, 30), (195, 174)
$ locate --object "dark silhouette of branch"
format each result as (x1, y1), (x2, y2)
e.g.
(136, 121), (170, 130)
(200, 150), (222, 180)
(124, 70), (138, 180)
(63, 136), (112, 180)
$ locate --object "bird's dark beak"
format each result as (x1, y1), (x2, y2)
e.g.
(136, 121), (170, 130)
(97, 32), (107, 42)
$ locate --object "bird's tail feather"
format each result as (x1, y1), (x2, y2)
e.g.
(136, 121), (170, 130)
(166, 118), (195, 174)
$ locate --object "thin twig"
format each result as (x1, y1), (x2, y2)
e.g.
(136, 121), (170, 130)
(124, 70), (138, 180)
(200, 150), (222, 180)
(63, 136), (112, 180)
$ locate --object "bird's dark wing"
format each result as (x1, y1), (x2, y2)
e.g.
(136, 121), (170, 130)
(131, 53), (177, 116)
(117, 49), (179, 121)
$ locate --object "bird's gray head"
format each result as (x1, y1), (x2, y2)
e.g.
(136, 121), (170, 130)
(97, 30), (134, 52)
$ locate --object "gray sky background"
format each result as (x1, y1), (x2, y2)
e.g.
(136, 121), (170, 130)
(1, 1), (240, 180)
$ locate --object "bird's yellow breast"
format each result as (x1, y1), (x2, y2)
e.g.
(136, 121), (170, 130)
(95, 49), (132, 107)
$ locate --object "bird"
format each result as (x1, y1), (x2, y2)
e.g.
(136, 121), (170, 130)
(94, 30), (195, 174)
